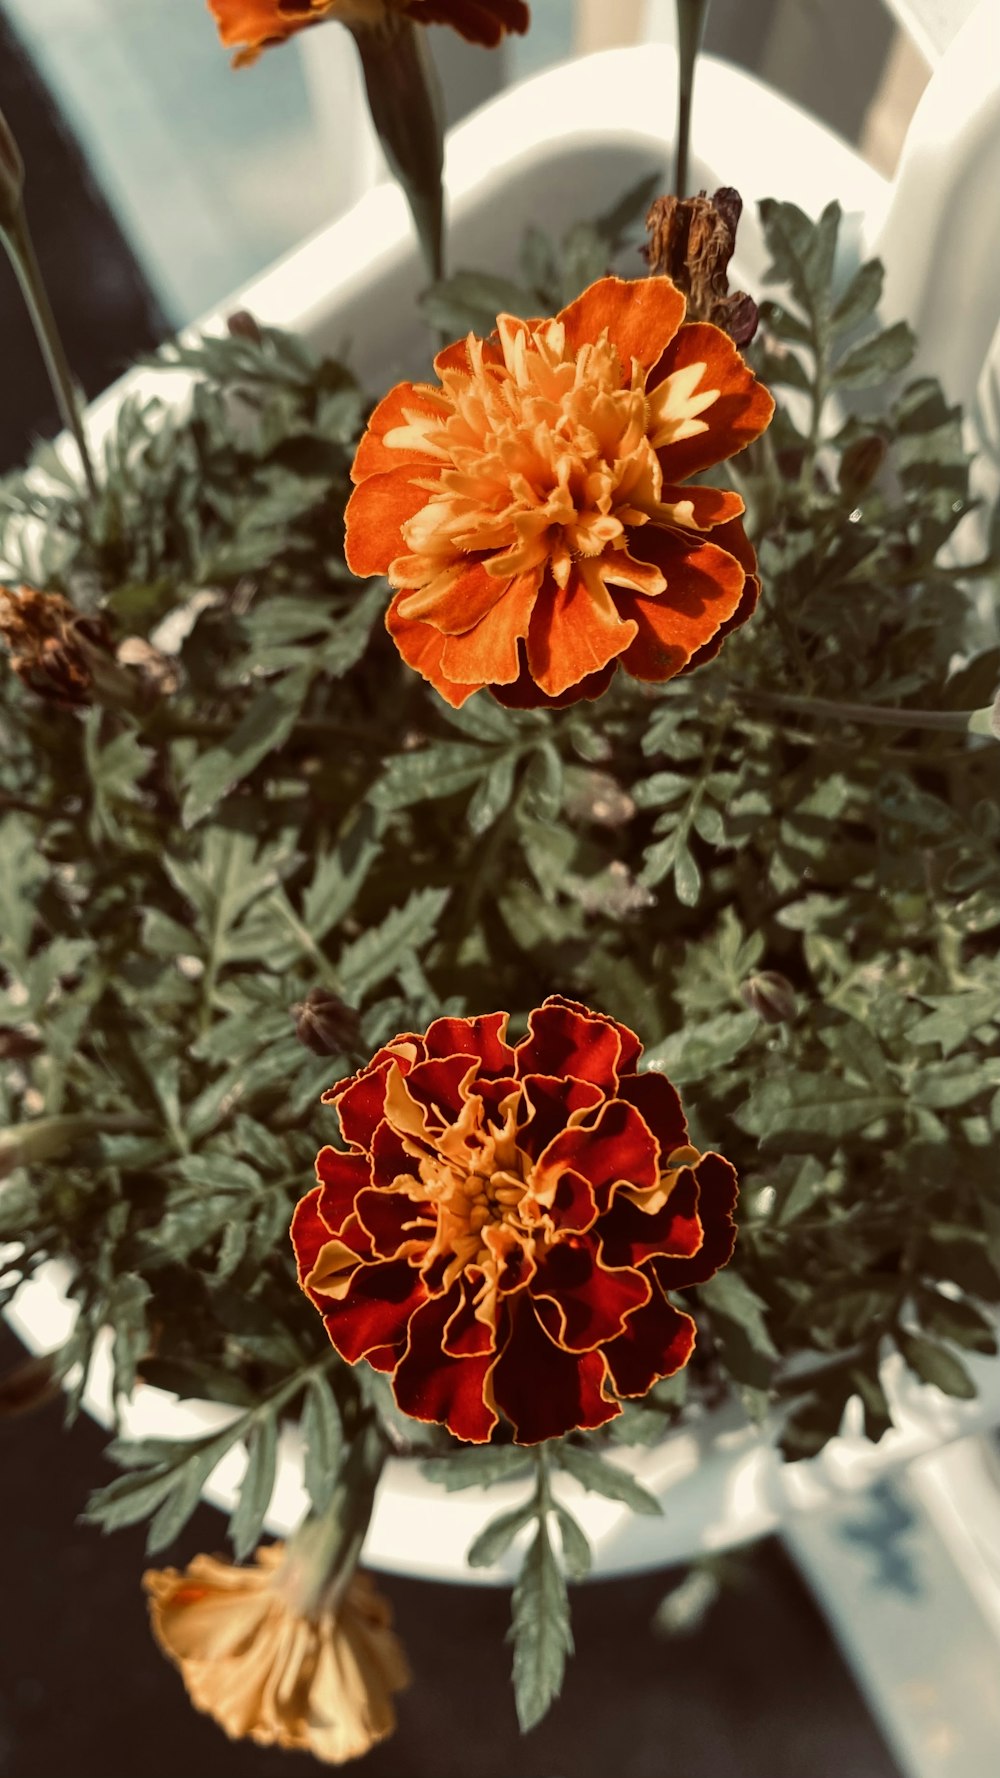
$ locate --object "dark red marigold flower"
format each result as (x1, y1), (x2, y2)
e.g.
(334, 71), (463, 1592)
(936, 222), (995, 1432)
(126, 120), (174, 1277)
(291, 997), (738, 1444)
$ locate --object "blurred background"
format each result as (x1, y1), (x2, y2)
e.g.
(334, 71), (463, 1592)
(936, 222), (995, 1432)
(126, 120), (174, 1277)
(0, 3), (996, 1775)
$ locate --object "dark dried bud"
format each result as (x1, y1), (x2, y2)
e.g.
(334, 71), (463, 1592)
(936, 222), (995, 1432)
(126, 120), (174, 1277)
(0, 1351), (62, 1419)
(739, 971), (797, 1025)
(645, 186), (758, 346)
(293, 987), (362, 1058)
(838, 433), (888, 499)
(0, 104), (25, 231)
(0, 1025), (42, 1063)
(227, 309), (263, 345)
(0, 586), (113, 706)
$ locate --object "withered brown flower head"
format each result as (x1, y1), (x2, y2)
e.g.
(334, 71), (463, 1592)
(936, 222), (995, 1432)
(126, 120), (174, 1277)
(294, 987), (363, 1058)
(0, 586), (113, 705)
(144, 1546), (410, 1765)
(645, 187), (759, 348)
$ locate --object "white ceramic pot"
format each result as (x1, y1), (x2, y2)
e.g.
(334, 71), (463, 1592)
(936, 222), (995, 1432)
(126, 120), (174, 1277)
(6, 43), (1000, 1585)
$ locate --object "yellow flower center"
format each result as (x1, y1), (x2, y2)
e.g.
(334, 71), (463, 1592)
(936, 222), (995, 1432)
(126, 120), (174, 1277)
(385, 316), (719, 598)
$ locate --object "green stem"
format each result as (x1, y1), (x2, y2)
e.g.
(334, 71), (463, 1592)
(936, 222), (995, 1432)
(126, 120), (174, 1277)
(350, 17), (445, 282)
(674, 1), (711, 197)
(731, 685), (981, 734)
(279, 1414), (387, 1619)
(0, 209), (98, 503)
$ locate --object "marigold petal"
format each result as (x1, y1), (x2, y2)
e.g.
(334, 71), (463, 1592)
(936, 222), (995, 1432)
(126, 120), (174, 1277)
(391, 1290), (498, 1442)
(617, 528), (747, 681)
(290, 1187), (332, 1290)
(531, 1241), (650, 1352)
(442, 1276), (497, 1357)
(351, 382), (445, 481)
(658, 482), (746, 530)
(650, 321), (775, 481)
(356, 1187), (432, 1259)
(439, 572), (539, 686)
(335, 1060), (394, 1150)
(412, 0), (529, 47)
(491, 1302), (617, 1443)
(535, 1098), (659, 1209)
(319, 1258), (427, 1364)
(599, 1167), (702, 1271)
(558, 275), (686, 371)
(616, 1070), (688, 1155)
(420, 1012), (512, 1074)
(492, 652), (616, 710)
(602, 1285), (696, 1398)
(314, 1148), (371, 1233)
(344, 470), (429, 580)
(516, 997), (638, 1091)
(651, 1152), (739, 1289)
(433, 334), (506, 377)
(394, 559), (508, 635)
(515, 1073), (605, 1162)
(385, 604), (482, 707)
(525, 567), (636, 699)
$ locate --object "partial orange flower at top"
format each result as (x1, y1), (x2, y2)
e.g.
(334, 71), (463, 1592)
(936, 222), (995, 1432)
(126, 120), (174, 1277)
(345, 275), (774, 709)
(208, 0), (529, 66)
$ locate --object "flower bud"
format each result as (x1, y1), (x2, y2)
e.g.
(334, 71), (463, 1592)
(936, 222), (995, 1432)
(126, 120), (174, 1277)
(0, 104), (25, 231)
(739, 971), (797, 1025)
(293, 988), (362, 1057)
(227, 308), (263, 345)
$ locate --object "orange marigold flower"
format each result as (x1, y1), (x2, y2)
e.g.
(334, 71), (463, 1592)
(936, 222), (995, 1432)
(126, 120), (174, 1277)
(208, 0), (529, 66)
(144, 1545), (410, 1765)
(345, 274), (775, 709)
(291, 997), (738, 1444)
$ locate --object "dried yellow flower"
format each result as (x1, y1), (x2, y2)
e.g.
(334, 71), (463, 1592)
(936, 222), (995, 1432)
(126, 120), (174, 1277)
(144, 1544), (410, 1765)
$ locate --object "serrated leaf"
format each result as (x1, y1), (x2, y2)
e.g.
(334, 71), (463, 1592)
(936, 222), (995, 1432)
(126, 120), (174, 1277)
(301, 1373), (343, 1514)
(229, 1413), (279, 1558)
(421, 1445), (533, 1491)
(182, 668), (311, 828)
(833, 321), (916, 388)
(737, 1074), (902, 1143)
(369, 742), (489, 812)
(555, 1442), (662, 1515)
(509, 1520), (573, 1734)
(830, 259), (884, 331)
(700, 1270), (778, 1360)
(467, 1500), (536, 1569)
(338, 886), (449, 998)
(554, 1505), (592, 1581)
(898, 1332), (976, 1400)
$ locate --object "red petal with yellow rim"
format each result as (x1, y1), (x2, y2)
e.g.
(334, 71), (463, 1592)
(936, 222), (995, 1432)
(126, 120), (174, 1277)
(651, 1152), (739, 1289)
(314, 1147), (370, 1234)
(516, 1073), (604, 1162)
(392, 1290), (498, 1442)
(599, 1167), (703, 1271)
(320, 1258), (428, 1364)
(491, 1301), (618, 1443)
(603, 1286), (696, 1397)
(423, 1010), (514, 1075)
(616, 1070), (688, 1156)
(531, 1240), (650, 1352)
(335, 1060), (393, 1151)
(516, 998), (636, 1091)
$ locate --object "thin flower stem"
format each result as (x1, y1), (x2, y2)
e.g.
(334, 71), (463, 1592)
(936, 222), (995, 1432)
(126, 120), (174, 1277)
(674, 1), (711, 197)
(1, 210), (99, 504)
(731, 684), (980, 734)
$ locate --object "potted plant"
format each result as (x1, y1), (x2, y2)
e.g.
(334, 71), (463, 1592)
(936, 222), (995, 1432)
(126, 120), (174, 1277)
(2, 0), (999, 1760)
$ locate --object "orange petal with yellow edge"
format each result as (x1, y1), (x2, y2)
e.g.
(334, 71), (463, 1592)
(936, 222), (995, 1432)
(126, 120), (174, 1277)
(651, 320), (775, 482)
(345, 469), (428, 579)
(559, 275), (686, 370)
